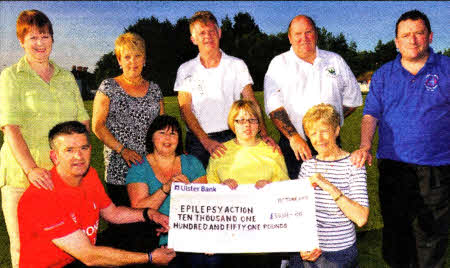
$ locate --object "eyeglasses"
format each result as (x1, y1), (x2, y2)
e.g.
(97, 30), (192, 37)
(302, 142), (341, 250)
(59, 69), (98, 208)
(234, 118), (259, 125)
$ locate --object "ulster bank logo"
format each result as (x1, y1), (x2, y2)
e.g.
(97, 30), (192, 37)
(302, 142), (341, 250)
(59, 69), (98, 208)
(174, 184), (217, 192)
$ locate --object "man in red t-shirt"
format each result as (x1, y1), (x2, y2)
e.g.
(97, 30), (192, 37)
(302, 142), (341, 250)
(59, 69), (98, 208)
(18, 121), (175, 267)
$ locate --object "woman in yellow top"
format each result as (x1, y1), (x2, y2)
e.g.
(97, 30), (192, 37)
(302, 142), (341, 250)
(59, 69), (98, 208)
(206, 99), (289, 267)
(0, 10), (89, 267)
(207, 100), (289, 188)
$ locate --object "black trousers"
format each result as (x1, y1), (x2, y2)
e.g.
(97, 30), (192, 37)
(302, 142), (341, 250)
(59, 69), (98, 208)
(185, 130), (235, 168)
(378, 159), (449, 268)
(279, 135), (340, 179)
(96, 184), (159, 267)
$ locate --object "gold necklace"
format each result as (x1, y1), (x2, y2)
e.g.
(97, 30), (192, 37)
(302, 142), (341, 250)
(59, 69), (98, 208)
(122, 75), (144, 86)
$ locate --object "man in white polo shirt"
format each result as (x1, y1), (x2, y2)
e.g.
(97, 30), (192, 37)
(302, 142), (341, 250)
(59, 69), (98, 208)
(175, 11), (276, 168)
(264, 15), (362, 178)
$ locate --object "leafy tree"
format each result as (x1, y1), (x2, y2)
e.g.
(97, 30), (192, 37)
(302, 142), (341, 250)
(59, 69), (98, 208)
(93, 52), (120, 87)
(373, 40), (397, 69)
(220, 16), (235, 54)
(438, 48), (450, 57)
(93, 12), (403, 95)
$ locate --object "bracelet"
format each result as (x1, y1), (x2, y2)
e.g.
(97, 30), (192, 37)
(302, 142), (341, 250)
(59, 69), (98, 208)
(161, 186), (170, 195)
(334, 192), (344, 202)
(143, 208), (151, 223)
(118, 145), (125, 154)
(148, 251), (152, 263)
(25, 167), (38, 176)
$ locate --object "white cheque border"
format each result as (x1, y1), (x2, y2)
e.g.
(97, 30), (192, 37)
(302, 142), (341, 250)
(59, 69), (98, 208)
(168, 180), (319, 253)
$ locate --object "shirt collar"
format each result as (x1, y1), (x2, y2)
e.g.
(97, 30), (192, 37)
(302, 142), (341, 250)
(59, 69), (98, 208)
(195, 49), (225, 68)
(289, 46), (320, 64)
(16, 55), (61, 76)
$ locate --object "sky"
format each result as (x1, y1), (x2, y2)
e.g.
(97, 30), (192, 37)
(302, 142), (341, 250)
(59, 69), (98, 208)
(0, 1), (449, 72)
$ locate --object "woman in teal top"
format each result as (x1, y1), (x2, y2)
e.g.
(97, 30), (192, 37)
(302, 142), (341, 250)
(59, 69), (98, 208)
(0, 10), (89, 267)
(126, 115), (206, 266)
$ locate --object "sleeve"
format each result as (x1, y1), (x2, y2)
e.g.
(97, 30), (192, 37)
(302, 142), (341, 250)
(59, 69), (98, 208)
(348, 165), (369, 208)
(206, 157), (221, 184)
(271, 153), (290, 181)
(297, 160), (312, 180)
(339, 57), (362, 108)
(236, 59), (254, 95)
(88, 168), (112, 209)
(126, 162), (150, 184)
(21, 191), (80, 241)
(173, 64), (191, 93)
(97, 79), (113, 98)
(0, 68), (23, 127)
(363, 69), (383, 119)
(263, 57), (284, 115)
(184, 155), (206, 182)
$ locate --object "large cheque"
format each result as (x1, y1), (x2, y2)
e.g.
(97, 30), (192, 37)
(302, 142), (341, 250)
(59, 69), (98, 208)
(168, 179), (319, 253)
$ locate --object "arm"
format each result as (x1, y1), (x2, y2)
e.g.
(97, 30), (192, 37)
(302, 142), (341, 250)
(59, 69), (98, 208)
(241, 84), (280, 153)
(178, 91), (226, 158)
(81, 120), (91, 132)
(159, 100), (165, 115)
(2, 125), (53, 190)
(343, 106), (357, 118)
(52, 230), (175, 266)
(127, 173), (191, 209)
(127, 182), (168, 209)
(299, 248), (322, 262)
(92, 91), (142, 167)
(350, 114), (378, 168)
(193, 175), (207, 184)
(309, 173), (369, 227)
(100, 203), (168, 230)
(269, 107), (312, 161)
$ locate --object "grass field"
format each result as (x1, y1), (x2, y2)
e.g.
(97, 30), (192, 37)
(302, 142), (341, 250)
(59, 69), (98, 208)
(0, 92), (447, 267)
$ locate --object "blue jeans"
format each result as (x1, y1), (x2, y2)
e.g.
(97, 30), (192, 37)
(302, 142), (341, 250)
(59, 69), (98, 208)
(188, 253), (225, 268)
(289, 243), (358, 268)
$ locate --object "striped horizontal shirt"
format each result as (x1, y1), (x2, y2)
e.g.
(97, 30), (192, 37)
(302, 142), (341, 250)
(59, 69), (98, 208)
(298, 156), (369, 251)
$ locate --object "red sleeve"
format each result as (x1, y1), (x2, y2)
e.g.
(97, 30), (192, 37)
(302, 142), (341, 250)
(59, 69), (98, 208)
(19, 188), (80, 242)
(85, 167), (112, 209)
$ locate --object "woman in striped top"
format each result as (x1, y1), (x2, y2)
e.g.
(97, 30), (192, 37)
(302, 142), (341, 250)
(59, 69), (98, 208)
(290, 103), (369, 268)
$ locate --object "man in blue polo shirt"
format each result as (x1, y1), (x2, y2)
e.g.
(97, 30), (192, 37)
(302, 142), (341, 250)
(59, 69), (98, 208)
(351, 10), (449, 268)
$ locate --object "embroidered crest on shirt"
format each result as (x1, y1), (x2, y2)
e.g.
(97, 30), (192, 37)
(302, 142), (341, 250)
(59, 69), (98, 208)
(184, 75), (206, 96)
(326, 67), (336, 76)
(70, 213), (78, 223)
(424, 74), (439, 92)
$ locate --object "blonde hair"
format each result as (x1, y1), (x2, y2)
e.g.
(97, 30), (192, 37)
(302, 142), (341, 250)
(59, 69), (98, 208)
(302, 103), (340, 137)
(189, 11), (219, 34)
(114, 32), (146, 60)
(227, 100), (263, 133)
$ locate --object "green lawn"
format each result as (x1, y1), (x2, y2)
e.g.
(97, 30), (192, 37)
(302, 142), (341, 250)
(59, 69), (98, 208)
(0, 92), (447, 267)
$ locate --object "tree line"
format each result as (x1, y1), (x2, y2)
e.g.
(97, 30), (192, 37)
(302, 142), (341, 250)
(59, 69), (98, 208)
(92, 12), (449, 97)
